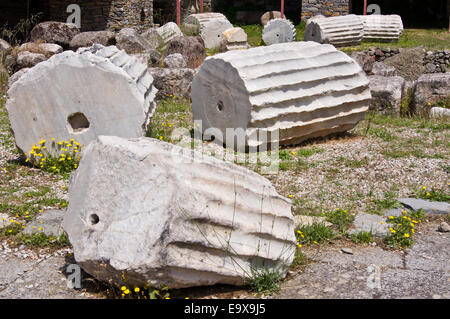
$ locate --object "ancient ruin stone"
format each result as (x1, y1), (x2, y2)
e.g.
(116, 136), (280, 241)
(164, 53), (186, 68)
(165, 36), (206, 69)
(30, 21), (80, 48)
(140, 28), (164, 50)
(149, 67), (195, 100)
(157, 22), (184, 51)
(304, 14), (364, 47)
(6, 45), (157, 154)
(220, 27), (250, 51)
(201, 19), (234, 50)
(262, 18), (296, 46)
(16, 51), (47, 69)
(350, 51), (375, 74)
(429, 107), (450, 118)
(369, 75), (406, 114)
(261, 11), (282, 25)
(62, 135), (296, 289)
(371, 61), (397, 76)
(183, 12), (229, 35)
(7, 68), (29, 89)
(116, 28), (155, 54)
(191, 42), (371, 148)
(69, 31), (117, 50)
(361, 15), (404, 42)
(0, 39), (10, 53)
(306, 14), (325, 25)
(413, 73), (450, 114)
(18, 43), (63, 57)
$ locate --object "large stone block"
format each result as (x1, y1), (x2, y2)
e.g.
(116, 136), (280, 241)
(62, 136), (296, 289)
(30, 21), (80, 48)
(360, 15), (404, 42)
(369, 75), (406, 114)
(191, 42), (371, 149)
(261, 11), (282, 25)
(164, 36), (206, 69)
(220, 27), (250, 51)
(304, 14), (364, 47)
(262, 18), (296, 46)
(201, 19), (234, 50)
(149, 67), (195, 100)
(6, 45), (157, 154)
(157, 22), (184, 51)
(183, 12), (229, 35)
(69, 31), (117, 50)
(413, 73), (450, 114)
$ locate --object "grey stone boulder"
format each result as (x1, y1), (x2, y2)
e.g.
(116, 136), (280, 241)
(16, 51), (47, 69)
(164, 36), (206, 69)
(163, 53), (186, 68)
(413, 73), (450, 115)
(398, 198), (450, 215)
(429, 107), (450, 118)
(7, 68), (30, 89)
(369, 75), (406, 114)
(62, 135), (296, 289)
(116, 28), (153, 54)
(371, 61), (397, 76)
(350, 51), (375, 74)
(69, 31), (116, 50)
(261, 11), (282, 25)
(18, 42), (63, 57)
(349, 213), (393, 238)
(140, 28), (163, 50)
(30, 21), (80, 48)
(23, 210), (65, 236)
(149, 67), (195, 100)
(6, 45), (157, 155)
(132, 50), (162, 66)
(0, 38), (10, 54)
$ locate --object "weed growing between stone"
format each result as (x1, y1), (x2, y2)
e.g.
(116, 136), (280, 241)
(25, 138), (81, 178)
(295, 222), (336, 245)
(349, 231), (374, 244)
(325, 208), (355, 234)
(415, 185), (450, 202)
(384, 208), (424, 248)
(18, 232), (69, 247)
(244, 266), (284, 295)
(117, 273), (171, 299)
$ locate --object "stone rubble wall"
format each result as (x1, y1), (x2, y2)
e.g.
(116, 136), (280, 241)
(47, 0), (153, 32)
(301, 0), (350, 21)
(356, 48), (450, 74)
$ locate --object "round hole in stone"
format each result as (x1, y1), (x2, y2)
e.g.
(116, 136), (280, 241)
(217, 100), (224, 112)
(89, 214), (99, 225)
(68, 112), (90, 133)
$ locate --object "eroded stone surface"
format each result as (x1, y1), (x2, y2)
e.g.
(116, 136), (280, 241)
(183, 12), (229, 35)
(304, 15), (364, 47)
(69, 31), (116, 50)
(369, 75), (406, 114)
(261, 11), (282, 25)
(262, 18), (296, 45)
(201, 19), (233, 50)
(413, 73), (450, 114)
(30, 21), (80, 48)
(23, 210), (66, 237)
(361, 15), (404, 42)
(192, 42), (370, 149)
(157, 22), (184, 51)
(6, 45), (157, 154)
(398, 198), (450, 215)
(62, 136), (296, 289)
(349, 213), (393, 238)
